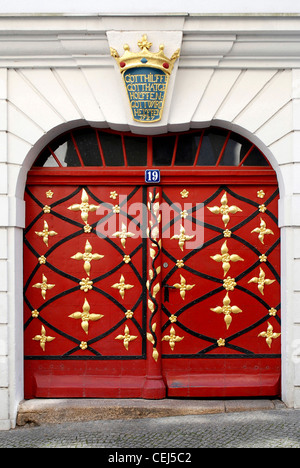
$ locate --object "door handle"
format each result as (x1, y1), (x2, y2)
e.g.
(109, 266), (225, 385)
(163, 284), (176, 302)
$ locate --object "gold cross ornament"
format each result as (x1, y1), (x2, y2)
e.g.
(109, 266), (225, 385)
(171, 225), (195, 251)
(115, 324), (137, 350)
(71, 240), (104, 277)
(210, 240), (244, 277)
(68, 188), (99, 230)
(210, 292), (242, 329)
(35, 220), (57, 247)
(111, 274), (134, 300)
(32, 274), (55, 300)
(172, 274), (195, 300)
(69, 298), (104, 335)
(207, 192), (242, 227)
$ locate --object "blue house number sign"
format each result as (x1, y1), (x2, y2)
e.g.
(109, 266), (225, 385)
(145, 169), (160, 183)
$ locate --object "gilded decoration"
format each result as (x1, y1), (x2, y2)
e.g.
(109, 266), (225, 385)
(217, 338), (225, 347)
(112, 222), (135, 249)
(210, 240), (244, 277)
(111, 274), (134, 300)
(79, 278), (93, 292)
(207, 192), (242, 227)
(38, 255), (46, 265)
(146, 190), (162, 362)
(251, 218), (274, 244)
(258, 322), (281, 348)
(162, 326), (184, 351)
(110, 191), (118, 200)
(172, 274), (195, 300)
(223, 229), (232, 238)
(125, 310), (134, 319)
(223, 277), (237, 291)
(43, 205), (51, 213)
(110, 34), (180, 123)
(257, 190), (265, 199)
(115, 324), (137, 350)
(68, 188), (99, 232)
(269, 308), (277, 316)
(32, 325), (55, 352)
(46, 190), (54, 199)
(259, 254), (268, 262)
(35, 220), (57, 247)
(259, 204), (267, 213)
(32, 274), (55, 300)
(210, 292), (242, 329)
(180, 189), (189, 198)
(171, 224), (195, 251)
(248, 267), (275, 295)
(71, 240), (104, 277)
(68, 298), (103, 335)
(176, 259), (184, 268)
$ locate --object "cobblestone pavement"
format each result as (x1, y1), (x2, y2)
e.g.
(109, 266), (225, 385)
(0, 408), (299, 449)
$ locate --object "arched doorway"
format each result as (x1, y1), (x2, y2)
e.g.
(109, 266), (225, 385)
(23, 126), (281, 398)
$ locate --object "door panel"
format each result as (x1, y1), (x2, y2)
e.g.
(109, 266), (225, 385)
(24, 185), (148, 398)
(24, 182), (281, 398)
(160, 184), (281, 397)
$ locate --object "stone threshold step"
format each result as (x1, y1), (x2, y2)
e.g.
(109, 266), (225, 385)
(17, 398), (286, 427)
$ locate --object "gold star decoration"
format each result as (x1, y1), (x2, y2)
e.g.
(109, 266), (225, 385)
(68, 188), (99, 231)
(251, 218), (274, 244)
(112, 222), (135, 249)
(32, 274), (55, 300)
(71, 240), (104, 277)
(210, 292), (242, 329)
(68, 298), (103, 335)
(110, 191), (118, 200)
(257, 190), (265, 199)
(258, 322), (281, 348)
(248, 267), (275, 295)
(162, 326), (184, 351)
(180, 189), (189, 198)
(32, 325), (55, 352)
(111, 274), (134, 300)
(171, 225), (195, 251)
(210, 240), (244, 277)
(207, 192), (242, 227)
(115, 324), (137, 350)
(35, 220), (57, 247)
(172, 274), (195, 300)
(46, 190), (54, 199)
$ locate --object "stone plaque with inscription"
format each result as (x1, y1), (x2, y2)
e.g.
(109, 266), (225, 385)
(110, 35), (180, 123)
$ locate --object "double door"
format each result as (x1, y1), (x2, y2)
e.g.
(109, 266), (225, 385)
(24, 182), (280, 398)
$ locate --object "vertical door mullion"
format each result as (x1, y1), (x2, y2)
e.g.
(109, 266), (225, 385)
(143, 185), (166, 398)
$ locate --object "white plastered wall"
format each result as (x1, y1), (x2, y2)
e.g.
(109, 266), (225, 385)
(0, 15), (300, 428)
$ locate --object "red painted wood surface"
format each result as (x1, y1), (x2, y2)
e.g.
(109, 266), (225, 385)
(23, 128), (281, 399)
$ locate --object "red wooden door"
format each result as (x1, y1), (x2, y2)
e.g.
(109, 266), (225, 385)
(23, 127), (281, 399)
(160, 184), (280, 397)
(24, 184), (149, 398)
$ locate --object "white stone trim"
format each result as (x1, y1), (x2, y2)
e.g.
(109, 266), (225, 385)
(0, 13), (300, 428)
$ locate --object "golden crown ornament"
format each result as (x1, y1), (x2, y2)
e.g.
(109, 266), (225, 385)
(110, 34), (180, 123)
